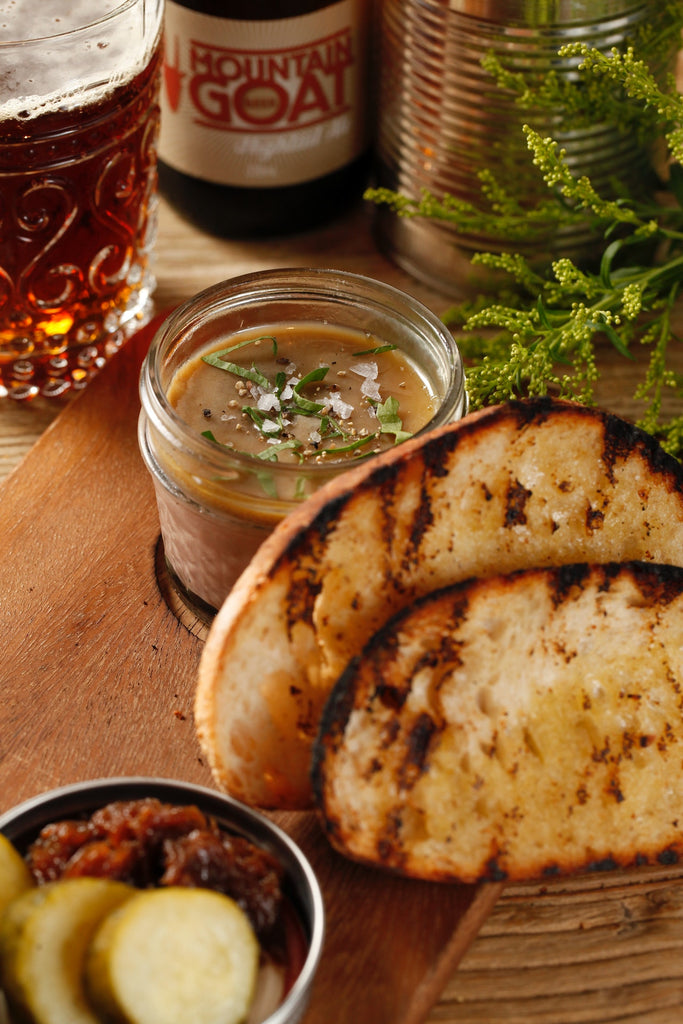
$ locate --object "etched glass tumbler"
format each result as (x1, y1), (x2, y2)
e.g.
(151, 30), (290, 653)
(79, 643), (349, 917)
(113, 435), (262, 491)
(0, 0), (164, 399)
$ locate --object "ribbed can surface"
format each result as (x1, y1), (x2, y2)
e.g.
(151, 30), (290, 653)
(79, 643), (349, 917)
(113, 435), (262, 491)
(374, 0), (681, 295)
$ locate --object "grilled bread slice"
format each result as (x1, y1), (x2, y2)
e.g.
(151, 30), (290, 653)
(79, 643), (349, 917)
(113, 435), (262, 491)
(195, 398), (683, 810)
(312, 561), (683, 883)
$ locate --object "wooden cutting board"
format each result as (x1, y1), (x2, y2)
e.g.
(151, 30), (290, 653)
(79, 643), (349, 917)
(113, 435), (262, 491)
(0, 318), (501, 1024)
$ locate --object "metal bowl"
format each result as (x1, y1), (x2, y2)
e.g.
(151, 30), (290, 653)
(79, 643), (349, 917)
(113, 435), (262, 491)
(0, 776), (325, 1024)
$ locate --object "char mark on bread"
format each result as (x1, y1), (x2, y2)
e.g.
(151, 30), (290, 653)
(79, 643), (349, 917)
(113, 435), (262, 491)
(195, 398), (683, 810)
(312, 561), (683, 883)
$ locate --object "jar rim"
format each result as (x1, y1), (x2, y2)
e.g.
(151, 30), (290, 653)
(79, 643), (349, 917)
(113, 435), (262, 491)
(139, 267), (467, 482)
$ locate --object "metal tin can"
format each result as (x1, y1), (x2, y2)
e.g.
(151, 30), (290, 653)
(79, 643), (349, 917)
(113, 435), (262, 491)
(374, 0), (681, 295)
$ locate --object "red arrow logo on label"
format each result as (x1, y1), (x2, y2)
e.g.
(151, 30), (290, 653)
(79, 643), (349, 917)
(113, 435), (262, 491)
(163, 35), (185, 112)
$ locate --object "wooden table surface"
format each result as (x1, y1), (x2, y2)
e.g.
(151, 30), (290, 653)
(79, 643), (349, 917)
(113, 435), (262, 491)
(2, 193), (683, 1023)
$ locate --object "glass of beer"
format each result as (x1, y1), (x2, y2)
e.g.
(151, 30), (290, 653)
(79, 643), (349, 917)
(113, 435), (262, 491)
(0, 0), (164, 400)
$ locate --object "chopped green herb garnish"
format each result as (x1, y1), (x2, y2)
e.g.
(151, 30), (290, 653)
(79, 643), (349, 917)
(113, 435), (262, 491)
(255, 468), (278, 499)
(376, 395), (413, 445)
(252, 439), (304, 462)
(295, 366), (329, 389)
(203, 335), (278, 361)
(202, 354), (271, 391)
(318, 414), (342, 439)
(352, 344), (398, 356)
(316, 434), (379, 456)
(199, 336), (415, 463)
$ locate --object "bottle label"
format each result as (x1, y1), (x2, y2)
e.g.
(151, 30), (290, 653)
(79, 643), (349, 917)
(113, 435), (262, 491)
(159, 0), (371, 188)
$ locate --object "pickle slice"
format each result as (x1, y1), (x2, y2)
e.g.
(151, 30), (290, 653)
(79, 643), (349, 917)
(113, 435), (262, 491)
(86, 886), (259, 1024)
(0, 834), (34, 919)
(0, 877), (135, 1024)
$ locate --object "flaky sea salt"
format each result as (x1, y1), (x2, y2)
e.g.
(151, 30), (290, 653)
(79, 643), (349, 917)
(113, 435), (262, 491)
(360, 378), (381, 402)
(350, 360), (381, 402)
(257, 392), (281, 413)
(327, 392), (354, 419)
(350, 361), (378, 380)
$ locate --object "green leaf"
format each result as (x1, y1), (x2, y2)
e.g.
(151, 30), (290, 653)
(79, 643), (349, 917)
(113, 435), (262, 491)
(599, 238), (624, 288)
(318, 414), (344, 439)
(535, 296), (551, 328)
(252, 439), (303, 462)
(288, 366), (327, 414)
(322, 433), (379, 455)
(243, 406), (267, 429)
(255, 469), (278, 498)
(376, 395), (413, 444)
(294, 366), (329, 389)
(291, 397), (326, 416)
(204, 335), (277, 360)
(352, 344), (397, 355)
(202, 353), (271, 390)
(589, 319), (634, 359)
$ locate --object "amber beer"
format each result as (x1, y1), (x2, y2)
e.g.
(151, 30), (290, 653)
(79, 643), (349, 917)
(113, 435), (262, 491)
(0, 0), (164, 399)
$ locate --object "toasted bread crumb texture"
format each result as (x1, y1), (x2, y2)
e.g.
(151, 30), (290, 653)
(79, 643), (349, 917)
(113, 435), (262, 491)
(195, 399), (683, 809)
(312, 562), (683, 883)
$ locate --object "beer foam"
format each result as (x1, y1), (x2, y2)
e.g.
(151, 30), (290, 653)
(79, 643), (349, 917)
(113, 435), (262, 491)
(0, 0), (161, 121)
(0, 0), (123, 41)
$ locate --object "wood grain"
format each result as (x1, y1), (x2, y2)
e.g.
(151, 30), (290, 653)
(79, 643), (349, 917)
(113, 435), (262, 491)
(442, 865), (683, 1023)
(2, 194), (683, 1023)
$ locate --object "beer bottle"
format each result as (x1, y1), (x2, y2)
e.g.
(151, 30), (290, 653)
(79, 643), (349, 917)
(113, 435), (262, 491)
(158, 0), (373, 237)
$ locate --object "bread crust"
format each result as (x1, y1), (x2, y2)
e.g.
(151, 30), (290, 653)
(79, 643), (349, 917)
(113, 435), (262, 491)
(195, 398), (683, 809)
(312, 562), (683, 883)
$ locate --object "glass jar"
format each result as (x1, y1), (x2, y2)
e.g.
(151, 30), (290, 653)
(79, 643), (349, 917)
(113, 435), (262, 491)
(138, 268), (466, 615)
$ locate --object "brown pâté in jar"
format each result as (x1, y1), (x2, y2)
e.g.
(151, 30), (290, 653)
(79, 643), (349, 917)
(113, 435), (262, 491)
(168, 323), (438, 466)
(139, 269), (466, 614)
